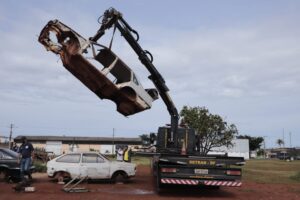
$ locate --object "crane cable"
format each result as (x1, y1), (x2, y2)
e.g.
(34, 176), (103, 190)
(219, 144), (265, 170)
(109, 24), (117, 50)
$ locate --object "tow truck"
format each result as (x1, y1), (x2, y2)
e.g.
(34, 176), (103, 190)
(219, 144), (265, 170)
(38, 7), (245, 190)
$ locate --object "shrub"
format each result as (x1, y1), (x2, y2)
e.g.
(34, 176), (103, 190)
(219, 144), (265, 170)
(33, 162), (47, 173)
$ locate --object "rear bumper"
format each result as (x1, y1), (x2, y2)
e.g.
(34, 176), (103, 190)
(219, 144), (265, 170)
(160, 178), (242, 187)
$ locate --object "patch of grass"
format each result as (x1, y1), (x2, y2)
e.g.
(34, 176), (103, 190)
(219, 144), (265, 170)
(240, 188), (256, 193)
(107, 155), (151, 166)
(242, 159), (300, 184)
(290, 171), (300, 182)
(132, 156), (151, 166)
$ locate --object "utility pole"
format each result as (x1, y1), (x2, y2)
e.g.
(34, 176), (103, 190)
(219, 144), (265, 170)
(289, 132), (292, 148)
(263, 136), (267, 159)
(282, 128), (285, 147)
(8, 123), (14, 149)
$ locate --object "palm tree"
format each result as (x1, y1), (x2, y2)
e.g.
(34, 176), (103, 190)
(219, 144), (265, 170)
(276, 139), (284, 147)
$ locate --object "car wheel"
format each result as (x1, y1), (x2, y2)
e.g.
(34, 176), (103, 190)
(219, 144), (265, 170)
(112, 171), (128, 184)
(0, 169), (9, 182)
(55, 172), (70, 183)
(120, 87), (137, 101)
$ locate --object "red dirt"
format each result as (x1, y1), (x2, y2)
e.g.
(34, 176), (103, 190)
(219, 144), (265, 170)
(0, 165), (299, 200)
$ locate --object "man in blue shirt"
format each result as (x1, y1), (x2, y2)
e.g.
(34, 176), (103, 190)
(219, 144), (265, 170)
(18, 136), (34, 181)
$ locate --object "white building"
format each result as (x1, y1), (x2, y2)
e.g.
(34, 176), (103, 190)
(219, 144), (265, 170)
(208, 139), (250, 159)
(14, 135), (142, 156)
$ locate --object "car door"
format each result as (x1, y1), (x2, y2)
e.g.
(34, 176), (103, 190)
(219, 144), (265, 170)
(81, 153), (110, 179)
(55, 153), (81, 177)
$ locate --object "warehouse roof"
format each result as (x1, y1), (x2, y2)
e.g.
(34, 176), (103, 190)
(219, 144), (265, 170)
(14, 135), (142, 145)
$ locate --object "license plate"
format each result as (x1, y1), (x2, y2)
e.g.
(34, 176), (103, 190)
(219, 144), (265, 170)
(194, 169), (208, 174)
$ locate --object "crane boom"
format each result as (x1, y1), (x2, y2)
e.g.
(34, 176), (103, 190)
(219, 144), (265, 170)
(90, 8), (179, 142)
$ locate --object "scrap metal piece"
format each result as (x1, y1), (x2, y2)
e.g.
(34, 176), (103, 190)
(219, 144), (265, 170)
(38, 20), (158, 116)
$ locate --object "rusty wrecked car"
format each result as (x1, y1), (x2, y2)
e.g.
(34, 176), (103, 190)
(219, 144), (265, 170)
(38, 20), (158, 116)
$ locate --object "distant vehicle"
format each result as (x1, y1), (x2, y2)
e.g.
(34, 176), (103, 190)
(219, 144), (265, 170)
(47, 152), (136, 183)
(0, 148), (35, 182)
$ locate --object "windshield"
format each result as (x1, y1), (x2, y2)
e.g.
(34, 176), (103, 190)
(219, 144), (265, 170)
(100, 153), (110, 161)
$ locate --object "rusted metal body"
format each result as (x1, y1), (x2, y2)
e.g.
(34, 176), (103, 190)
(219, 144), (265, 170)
(38, 20), (158, 116)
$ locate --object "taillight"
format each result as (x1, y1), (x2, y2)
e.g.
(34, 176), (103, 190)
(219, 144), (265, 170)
(161, 168), (177, 173)
(226, 170), (241, 176)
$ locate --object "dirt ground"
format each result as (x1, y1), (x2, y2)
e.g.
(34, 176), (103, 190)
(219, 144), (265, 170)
(0, 166), (299, 200)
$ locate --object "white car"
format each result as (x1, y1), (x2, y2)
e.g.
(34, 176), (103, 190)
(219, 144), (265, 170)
(47, 152), (136, 183)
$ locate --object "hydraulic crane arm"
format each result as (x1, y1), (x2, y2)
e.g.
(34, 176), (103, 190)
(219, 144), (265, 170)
(90, 8), (178, 142)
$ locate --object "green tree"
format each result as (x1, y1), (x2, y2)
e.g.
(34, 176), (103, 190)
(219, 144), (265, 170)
(236, 135), (264, 151)
(139, 134), (150, 145)
(276, 139), (284, 147)
(180, 106), (238, 155)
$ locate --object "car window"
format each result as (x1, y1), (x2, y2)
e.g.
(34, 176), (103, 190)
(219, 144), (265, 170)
(82, 153), (104, 163)
(56, 154), (81, 163)
(132, 73), (139, 85)
(0, 150), (14, 160)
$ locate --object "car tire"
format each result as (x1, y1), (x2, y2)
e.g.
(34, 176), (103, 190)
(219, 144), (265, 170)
(120, 87), (137, 101)
(112, 171), (128, 184)
(55, 172), (70, 183)
(0, 169), (9, 182)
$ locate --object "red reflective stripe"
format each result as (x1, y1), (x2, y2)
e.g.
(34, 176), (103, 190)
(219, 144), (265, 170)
(161, 178), (200, 185)
(202, 180), (242, 187)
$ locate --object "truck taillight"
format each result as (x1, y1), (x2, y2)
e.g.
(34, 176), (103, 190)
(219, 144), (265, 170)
(161, 168), (177, 173)
(226, 170), (241, 176)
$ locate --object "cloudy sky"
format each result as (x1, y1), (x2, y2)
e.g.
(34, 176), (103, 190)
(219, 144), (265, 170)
(0, 0), (299, 148)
